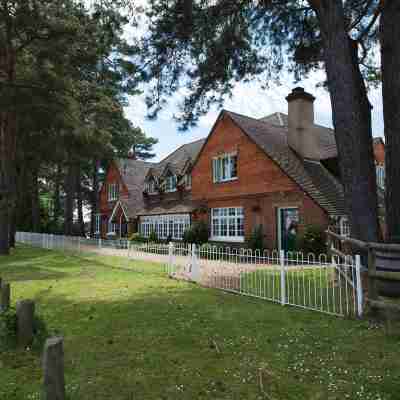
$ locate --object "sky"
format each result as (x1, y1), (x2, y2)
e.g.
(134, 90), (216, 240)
(118, 1), (385, 163)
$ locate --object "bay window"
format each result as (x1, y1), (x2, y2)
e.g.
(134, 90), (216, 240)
(212, 153), (238, 183)
(140, 214), (190, 240)
(211, 207), (244, 242)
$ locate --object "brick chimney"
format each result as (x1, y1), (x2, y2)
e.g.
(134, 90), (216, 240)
(286, 87), (320, 160)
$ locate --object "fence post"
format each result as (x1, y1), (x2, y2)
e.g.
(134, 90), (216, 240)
(78, 237), (81, 253)
(168, 242), (174, 276)
(98, 238), (102, 250)
(355, 254), (363, 317)
(191, 244), (200, 283)
(280, 250), (286, 306)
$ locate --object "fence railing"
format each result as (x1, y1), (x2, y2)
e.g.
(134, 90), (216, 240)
(16, 232), (363, 318)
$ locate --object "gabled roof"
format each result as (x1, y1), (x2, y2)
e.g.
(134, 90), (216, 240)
(151, 138), (206, 178)
(222, 110), (346, 215)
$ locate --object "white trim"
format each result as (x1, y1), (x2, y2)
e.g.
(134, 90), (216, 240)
(109, 200), (128, 222)
(210, 236), (245, 243)
(212, 152), (238, 183)
(94, 214), (101, 234)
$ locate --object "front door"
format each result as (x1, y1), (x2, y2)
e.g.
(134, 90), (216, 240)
(277, 208), (299, 252)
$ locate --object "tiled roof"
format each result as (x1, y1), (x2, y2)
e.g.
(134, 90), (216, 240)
(136, 200), (197, 216)
(115, 138), (205, 218)
(225, 111), (346, 216)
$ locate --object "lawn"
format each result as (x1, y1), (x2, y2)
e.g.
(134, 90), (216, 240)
(0, 246), (399, 400)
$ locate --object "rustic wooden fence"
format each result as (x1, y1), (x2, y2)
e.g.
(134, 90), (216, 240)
(326, 229), (400, 314)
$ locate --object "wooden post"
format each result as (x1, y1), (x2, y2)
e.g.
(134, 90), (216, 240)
(43, 337), (65, 400)
(16, 300), (35, 347)
(368, 246), (378, 301)
(0, 283), (10, 312)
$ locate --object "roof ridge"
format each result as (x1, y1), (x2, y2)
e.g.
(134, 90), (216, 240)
(156, 137), (206, 166)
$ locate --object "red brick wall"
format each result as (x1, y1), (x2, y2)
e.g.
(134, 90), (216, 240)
(374, 141), (385, 165)
(191, 113), (329, 248)
(99, 161), (129, 237)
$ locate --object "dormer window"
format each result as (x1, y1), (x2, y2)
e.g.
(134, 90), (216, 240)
(108, 183), (119, 202)
(164, 174), (177, 192)
(213, 153), (238, 183)
(145, 178), (157, 195)
(184, 174), (192, 189)
(376, 164), (385, 189)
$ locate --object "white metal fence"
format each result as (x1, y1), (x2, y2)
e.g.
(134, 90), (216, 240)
(16, 232), (363, 318)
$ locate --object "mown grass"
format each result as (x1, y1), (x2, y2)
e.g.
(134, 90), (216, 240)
(240, 267), (358, 317)
(0, 245), (399, 400)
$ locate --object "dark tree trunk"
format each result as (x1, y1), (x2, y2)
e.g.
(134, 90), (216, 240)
(64, 159), (76, 236)
(53, 164), (62, 232)
(90, 159), (99, 236)
(76, 163), (85, 236)
(311, 0), (379, 243)
(31, 167), (40, 232)
(380, 1), (400, 243)
(0, 47), (17, 255)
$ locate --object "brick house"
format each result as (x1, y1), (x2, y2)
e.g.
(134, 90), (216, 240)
(97, 87), (384, 250)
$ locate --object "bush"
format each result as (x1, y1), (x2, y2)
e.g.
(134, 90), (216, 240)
(183, 221), (209, 245)
(129, 233), (148, 243)
(148, 230), (159, 243)
(246, 225), (265, 252)
(0, 308), (17, 349)
(297, 225), (327, 256)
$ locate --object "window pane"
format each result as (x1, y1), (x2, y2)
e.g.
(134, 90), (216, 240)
(230, 155), (238, 178)
(229, 218), (236, 236)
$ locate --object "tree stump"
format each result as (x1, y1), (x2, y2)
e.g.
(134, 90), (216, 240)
(16, 299), (35, 347)
(0, 283), (10, 312)
(43, 337), (65, 400)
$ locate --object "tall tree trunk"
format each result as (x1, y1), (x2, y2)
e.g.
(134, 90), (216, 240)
(31, 167), (40, 232)
(380, 1), (400, 243)
(310, 0), (379, 243)
(0, 47), (17, 255)
(76, 163), (85, 236)
(90, 159), (99, 236)
(64, 158), (76, 236)
(53, 164), (62, 232)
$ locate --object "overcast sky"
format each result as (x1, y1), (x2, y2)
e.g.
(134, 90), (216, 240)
(120, 2), (384, 162)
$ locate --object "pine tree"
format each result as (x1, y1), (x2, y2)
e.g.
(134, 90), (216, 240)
(138, 0), (387, 243)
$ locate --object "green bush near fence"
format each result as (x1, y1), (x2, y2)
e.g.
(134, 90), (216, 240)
(297, 225), (327, 256)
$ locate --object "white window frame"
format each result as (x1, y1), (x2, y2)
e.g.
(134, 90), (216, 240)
(339, 217), (350, 238)
(376, 164), (385, 189)
(212, 153), (238, 183)
(140, 214), (190, 240)
(95, 214), (101, 234)
(211, 207), (244, 242)
(107, 219), (117, 235)
(108, 183), (119, 202)
(145, 178), (158, 195)
(185, 174), (192, 189)
(164, 174), (177, 193)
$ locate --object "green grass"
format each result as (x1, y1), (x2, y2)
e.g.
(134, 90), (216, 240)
(0, 246), (399, 400)
(240, 268), (358, 316)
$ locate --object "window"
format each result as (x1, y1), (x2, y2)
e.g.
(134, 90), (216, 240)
(108, 219), (117, 235)
(140, 214), (190, 240)
(212, 153), (238, 183)
(95, 214), (101, 234)
(164, 174), (177, 192)
(339, 217), (350, 238)
(376, 165), (385, 189)
(184, 174), (192, 189)
(145, 178), (157, 194)
(211, 207), (244, 242)
(108, 183), (119, 202)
